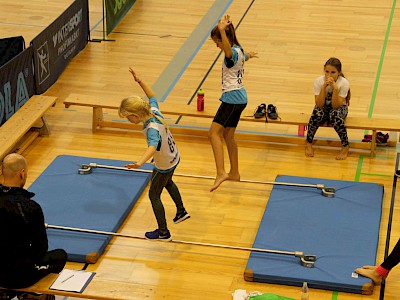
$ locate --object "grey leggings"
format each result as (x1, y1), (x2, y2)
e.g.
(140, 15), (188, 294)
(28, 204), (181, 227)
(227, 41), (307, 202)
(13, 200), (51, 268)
(306, 105), (349, 147)
(149, 168), (184, 233)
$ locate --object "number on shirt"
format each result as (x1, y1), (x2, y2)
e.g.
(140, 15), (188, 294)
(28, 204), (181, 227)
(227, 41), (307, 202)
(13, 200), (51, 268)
(167, 133), (176, 153)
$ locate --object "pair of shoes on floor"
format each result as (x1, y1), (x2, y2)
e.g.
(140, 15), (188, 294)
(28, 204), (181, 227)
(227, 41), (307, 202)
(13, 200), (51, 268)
(145, 210), (190, 241)
(362, 133), (389, 145)
(253, 103), (278, 120)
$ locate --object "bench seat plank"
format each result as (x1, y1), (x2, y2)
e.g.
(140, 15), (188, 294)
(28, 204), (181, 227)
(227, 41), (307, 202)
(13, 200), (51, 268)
(64, 93), (400, 155)
(0, 95), (57, 160)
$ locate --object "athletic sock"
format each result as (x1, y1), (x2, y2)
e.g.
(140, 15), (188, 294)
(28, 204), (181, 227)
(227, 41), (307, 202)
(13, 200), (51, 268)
(376, 265), (390, 277)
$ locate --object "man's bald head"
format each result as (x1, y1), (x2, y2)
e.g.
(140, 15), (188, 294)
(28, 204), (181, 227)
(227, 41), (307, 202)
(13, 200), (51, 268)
(2, 153), (28, 187)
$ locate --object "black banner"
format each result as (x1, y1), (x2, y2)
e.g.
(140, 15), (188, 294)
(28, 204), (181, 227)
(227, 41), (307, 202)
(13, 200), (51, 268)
(0, 47), (35, 126)
(31, 0), (89, 94)
(105, 0), (136, 35)
(0, 36), (25, 68)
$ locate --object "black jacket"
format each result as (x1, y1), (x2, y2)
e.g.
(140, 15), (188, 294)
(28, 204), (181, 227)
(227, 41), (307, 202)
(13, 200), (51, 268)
(0, 185), (48, 282)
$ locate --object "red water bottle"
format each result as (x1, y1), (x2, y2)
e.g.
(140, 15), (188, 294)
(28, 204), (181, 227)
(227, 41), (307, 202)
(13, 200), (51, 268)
(197, 89), (204, 111)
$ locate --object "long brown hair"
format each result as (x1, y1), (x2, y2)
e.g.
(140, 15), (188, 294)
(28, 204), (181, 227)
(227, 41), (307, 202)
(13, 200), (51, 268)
(324, 57), (351, 105)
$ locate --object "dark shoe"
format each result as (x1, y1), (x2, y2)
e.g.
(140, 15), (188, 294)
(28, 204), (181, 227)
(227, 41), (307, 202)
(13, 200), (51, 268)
(362, 135), (372, 143)
(173, 210), (190, 224)
(267, 104), (278, 120)
(253, 103), (266, 118)
(145, 229), (172, 241)
(376, 132), (389, 146)
(396, 170), (400, 178)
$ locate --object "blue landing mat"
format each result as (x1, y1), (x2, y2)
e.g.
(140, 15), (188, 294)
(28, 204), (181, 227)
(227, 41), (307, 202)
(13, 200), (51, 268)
(29, 155), (152, 263)
(244, 175), (384, 295)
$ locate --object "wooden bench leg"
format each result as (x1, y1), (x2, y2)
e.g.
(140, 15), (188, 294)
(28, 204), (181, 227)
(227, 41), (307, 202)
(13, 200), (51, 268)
(38, 116), (50, 136)
(371, 130), (377, 157)
(92, 107), (103, 133)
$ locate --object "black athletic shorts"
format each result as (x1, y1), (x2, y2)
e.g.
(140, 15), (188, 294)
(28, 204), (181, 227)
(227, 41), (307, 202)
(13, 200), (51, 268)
(213, 102), (247, 128)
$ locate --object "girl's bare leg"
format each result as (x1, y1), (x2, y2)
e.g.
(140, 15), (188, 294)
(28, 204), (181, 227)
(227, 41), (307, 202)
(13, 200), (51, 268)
(223, 127), (240, 181)
(209, 122), (229, 191)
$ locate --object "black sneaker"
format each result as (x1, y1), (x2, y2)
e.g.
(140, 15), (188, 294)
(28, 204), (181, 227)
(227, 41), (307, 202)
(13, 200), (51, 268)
(253, 103), (266, 118)
(395, 170), (400, 178)
(145, 229), (172, 241)
(267, 104), (278, 120)
(173, 210), (190, 224)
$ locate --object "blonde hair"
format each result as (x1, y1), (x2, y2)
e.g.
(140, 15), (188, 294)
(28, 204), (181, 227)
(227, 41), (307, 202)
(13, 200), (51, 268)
(118, 96), (168, 131)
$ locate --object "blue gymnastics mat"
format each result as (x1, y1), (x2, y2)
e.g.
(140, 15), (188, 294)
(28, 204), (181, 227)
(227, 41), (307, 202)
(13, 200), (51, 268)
(29, 155), (152, 263)
(244, 175), (384, 295)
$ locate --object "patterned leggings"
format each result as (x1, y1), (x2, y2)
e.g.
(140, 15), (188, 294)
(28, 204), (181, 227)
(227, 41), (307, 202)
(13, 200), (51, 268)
(306, 105), (349, 147)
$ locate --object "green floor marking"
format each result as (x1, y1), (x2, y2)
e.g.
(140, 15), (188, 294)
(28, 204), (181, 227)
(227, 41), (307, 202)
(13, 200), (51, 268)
(368, 0), (396, 117)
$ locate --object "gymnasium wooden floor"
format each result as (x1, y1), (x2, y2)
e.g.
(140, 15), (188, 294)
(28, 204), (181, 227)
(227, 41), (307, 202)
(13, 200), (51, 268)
(1, 0), (400, 299)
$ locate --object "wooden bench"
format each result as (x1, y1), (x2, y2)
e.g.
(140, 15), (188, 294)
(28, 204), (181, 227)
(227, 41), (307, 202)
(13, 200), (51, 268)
(64, 93), (400, 156)
(0, 95), (57, 161)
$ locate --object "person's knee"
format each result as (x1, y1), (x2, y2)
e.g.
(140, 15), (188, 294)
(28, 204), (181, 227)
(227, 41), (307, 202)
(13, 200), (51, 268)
(208, 129), (222, 140)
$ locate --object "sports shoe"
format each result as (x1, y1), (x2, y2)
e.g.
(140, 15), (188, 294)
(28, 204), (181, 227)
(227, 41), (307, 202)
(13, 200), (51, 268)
(173, 210), (190, 224)
(253, 103), (266, 118)
(395, 170), (400, 178)
(376, 132), (389, 146)
(267, 104), (278, 120)
(362, 134), (372, 143)
(145, 229), (172, 241)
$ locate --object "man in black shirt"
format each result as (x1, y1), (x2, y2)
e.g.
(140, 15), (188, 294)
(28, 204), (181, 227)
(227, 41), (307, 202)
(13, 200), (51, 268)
(0, 153), (67, 293)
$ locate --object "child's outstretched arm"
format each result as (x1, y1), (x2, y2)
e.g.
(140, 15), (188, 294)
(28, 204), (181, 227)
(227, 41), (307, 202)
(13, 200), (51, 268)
(218, 15), (233, 58)
(129, 67), (156, 99)
(125, 146), (156, 169)
(245, 51), (258, 61)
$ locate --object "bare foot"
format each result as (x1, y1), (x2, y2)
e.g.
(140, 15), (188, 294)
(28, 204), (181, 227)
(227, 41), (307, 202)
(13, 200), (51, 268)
(305, 143), (314, 157)
(336, 145), (349, 160)
(210, 173), (229, 192)
(228, 172), (240, 181)
(355, 266), (383, 285)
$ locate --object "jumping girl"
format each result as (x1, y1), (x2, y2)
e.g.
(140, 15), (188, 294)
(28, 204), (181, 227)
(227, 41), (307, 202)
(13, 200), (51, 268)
(209, 14), (257, 191)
